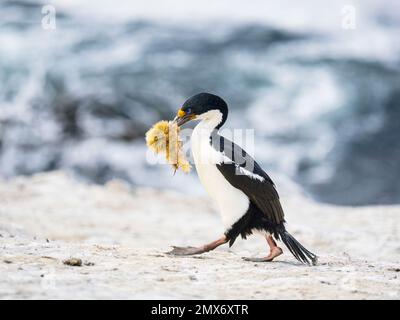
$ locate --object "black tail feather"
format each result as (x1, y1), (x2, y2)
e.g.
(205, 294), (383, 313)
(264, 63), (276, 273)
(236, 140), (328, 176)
(279, 230), (318, 265)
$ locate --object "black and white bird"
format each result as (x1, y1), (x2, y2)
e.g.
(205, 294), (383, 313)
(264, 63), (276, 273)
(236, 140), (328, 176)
(169, 92), (317, 265)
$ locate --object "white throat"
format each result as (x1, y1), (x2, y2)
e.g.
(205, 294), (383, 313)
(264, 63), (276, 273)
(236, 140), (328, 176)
(195, 109), (223, 132)
(191, 109), (225, 165)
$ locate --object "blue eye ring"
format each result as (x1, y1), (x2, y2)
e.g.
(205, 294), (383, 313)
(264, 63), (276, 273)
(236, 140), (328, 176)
(186, 108), (192, 114)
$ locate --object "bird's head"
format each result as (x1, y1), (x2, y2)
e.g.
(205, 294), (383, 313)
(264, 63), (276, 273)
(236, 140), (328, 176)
(174, 93), (228, 129)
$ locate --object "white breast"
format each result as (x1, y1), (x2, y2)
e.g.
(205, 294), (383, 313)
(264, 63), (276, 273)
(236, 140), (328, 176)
(191, 124), (249, 230)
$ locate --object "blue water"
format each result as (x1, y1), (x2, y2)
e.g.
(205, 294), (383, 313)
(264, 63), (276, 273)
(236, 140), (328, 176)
(0, 0), (399, 205)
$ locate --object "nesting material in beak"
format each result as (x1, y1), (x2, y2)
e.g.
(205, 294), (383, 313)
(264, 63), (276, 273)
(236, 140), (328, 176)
(145, 120), (191, 173)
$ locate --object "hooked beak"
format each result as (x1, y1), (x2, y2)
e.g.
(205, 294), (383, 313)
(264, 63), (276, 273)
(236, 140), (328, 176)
(173, 109), (196, 127)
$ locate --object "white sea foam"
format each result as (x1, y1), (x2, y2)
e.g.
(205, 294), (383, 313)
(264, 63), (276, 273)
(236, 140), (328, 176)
(1, 0), (399, 205)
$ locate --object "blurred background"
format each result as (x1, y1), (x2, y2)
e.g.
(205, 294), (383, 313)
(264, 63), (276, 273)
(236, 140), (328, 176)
(0, 0), (399, 206)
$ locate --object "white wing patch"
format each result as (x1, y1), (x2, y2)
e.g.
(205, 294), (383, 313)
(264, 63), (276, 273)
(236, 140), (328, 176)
(236, 165), (265, 182)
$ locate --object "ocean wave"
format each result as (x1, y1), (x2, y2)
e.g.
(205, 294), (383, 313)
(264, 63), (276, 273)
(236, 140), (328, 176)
(0, 0), (399, 205)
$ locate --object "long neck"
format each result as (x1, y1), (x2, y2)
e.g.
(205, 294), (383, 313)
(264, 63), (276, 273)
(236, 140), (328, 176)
(192, 111), (224, 165)
(196, 110), (224, 133)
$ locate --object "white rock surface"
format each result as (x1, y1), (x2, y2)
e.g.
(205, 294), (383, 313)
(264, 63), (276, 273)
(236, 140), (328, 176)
(0, 171), (399, 299)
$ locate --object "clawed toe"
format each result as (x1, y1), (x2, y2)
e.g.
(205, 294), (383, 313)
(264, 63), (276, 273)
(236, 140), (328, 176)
(243, 247), (283, 262)
(242, 257), (273, 262)
(166, 246), (203, 256)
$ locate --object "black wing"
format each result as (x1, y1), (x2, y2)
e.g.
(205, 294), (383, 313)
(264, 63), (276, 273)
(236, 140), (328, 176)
(211, 132), (285, 224)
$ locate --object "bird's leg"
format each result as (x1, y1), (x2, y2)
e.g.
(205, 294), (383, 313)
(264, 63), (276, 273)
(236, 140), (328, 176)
(243, 235), (283, 262)
(167, 235), (228, 256)
(265, 235), (283, 260)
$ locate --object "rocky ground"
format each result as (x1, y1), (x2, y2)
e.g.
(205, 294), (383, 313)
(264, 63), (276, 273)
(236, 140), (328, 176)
(1, 172), (399, 299)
